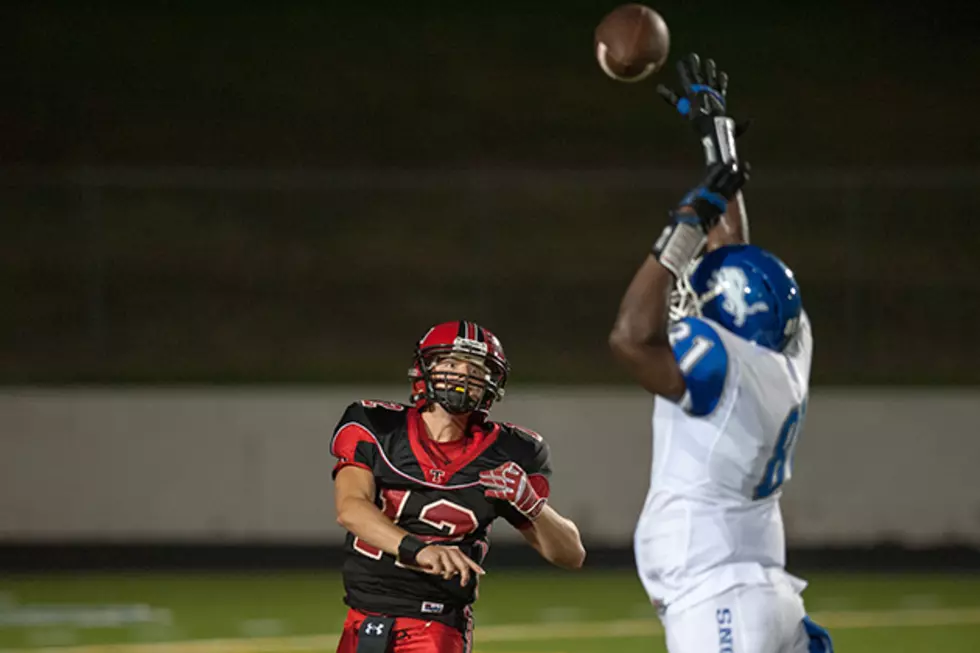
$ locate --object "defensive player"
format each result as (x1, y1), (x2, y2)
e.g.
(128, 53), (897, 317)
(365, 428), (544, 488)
(332, 320), (585, 653)
(609, 54), (834, 653)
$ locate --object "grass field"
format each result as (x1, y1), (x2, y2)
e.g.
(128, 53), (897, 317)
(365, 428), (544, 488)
(1, 571), (979, 652)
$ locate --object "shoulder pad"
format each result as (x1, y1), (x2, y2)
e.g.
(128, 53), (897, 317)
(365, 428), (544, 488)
(499, 421), (545, 445)
(355, 399), (408, 414)
(333, 401), (403, 473)
(667, 317), (729, 416)
(335, 400), (407, 438)
(497, 421), (551, 477)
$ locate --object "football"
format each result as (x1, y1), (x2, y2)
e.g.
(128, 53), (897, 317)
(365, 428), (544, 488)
(594, 4), (670, 83)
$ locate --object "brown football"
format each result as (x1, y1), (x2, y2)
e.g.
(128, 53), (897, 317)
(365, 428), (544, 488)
(595, 4), (670, 83)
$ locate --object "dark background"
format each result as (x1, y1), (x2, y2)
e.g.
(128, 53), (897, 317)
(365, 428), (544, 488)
(3, 1), (978, 386)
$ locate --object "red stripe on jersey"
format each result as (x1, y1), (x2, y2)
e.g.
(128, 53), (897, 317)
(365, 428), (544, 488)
(331, 423), (375, 461)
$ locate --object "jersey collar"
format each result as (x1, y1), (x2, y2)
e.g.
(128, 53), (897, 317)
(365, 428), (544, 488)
(407, 407), (499, 485)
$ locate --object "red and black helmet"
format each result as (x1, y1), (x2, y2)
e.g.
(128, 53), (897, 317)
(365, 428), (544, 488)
(409, 321), (510, 415)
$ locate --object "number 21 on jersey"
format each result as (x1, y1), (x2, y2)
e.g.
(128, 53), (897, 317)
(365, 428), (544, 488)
(754, 399), (807, 499)
(668, 321), (715, 374)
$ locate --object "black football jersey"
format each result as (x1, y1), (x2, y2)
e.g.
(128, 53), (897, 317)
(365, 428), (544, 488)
(331, 400), (551, 630)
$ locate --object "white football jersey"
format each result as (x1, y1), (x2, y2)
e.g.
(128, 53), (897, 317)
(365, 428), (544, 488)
(634, 311), (813, 613)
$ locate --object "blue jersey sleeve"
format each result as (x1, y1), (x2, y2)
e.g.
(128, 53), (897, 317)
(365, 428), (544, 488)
(667, 317), (729, 416)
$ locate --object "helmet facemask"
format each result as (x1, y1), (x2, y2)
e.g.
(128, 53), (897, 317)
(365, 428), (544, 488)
(424, 353), (492, 415)
(669, 256), (705, 322)
(409, 336), (508, 415)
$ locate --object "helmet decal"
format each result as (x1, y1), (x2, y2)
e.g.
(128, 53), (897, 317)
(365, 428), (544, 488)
(671, 245), (802, 352)
(711, 266), (770, 327)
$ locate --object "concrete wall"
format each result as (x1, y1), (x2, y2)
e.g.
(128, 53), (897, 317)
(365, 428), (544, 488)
(2, 387), (978, 545)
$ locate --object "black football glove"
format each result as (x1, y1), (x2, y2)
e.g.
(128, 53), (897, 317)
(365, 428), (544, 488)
(657, 53), (750, 167)
(652, 161), (749, 277)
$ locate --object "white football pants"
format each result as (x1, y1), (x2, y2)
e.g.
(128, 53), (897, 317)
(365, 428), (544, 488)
(659, 574), (831, 653)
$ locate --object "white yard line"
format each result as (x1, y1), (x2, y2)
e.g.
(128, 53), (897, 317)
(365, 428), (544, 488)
(3, 606), (980, 653)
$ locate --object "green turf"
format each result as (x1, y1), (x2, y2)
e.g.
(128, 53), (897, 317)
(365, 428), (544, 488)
(477, 628), (980, 653)
(1, 571), (979, 651)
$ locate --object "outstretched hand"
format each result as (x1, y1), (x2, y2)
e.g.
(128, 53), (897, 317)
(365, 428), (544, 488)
(656, 53), (751, 163)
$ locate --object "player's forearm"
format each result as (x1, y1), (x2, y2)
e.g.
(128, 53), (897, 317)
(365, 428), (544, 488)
(526, 506), (586, 570)
(609, 255), (685, 399)
(336, 496), (410, 557)
(707, 191), (749, 250)
(732, 191), (749, 244)
(610, 254), (671, 345)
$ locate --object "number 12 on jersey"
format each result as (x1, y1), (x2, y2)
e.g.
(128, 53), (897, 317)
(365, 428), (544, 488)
(754, 400), (807, 500)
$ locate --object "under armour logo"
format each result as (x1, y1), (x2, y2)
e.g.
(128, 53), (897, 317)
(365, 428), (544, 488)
(429, 469), (445, 482)
(365, 623), (386, 636)
(711, 266), (769, 327)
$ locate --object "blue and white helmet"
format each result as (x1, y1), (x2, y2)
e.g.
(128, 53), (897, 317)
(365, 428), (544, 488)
(670, 244), (802, 352)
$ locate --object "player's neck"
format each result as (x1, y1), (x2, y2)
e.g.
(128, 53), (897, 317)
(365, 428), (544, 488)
(420, 405), (469, 443)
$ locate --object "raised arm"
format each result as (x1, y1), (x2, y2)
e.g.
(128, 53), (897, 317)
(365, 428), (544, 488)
(708, 191), (749, 250)
(657, 53), (751, 249)
(610, 163), (748, 398)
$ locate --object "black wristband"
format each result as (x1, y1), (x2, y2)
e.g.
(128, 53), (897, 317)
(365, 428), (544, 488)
(397, 535), (428, 566)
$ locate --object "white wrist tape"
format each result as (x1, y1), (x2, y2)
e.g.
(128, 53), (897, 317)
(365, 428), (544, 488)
(653, 222), (707, 278)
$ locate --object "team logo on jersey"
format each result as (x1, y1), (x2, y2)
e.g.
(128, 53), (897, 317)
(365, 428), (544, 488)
(711, 266), (769, 327)
(429, 469), (445, 482)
